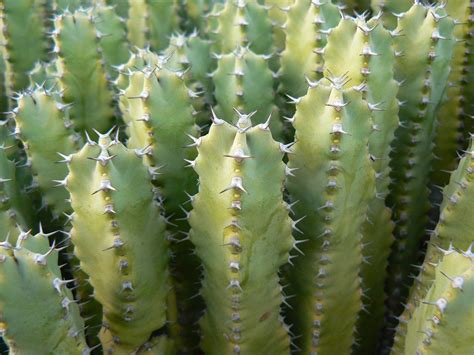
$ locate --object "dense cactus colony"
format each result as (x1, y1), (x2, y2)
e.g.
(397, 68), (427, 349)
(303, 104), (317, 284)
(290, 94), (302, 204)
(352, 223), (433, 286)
(0, 0), (473, 354)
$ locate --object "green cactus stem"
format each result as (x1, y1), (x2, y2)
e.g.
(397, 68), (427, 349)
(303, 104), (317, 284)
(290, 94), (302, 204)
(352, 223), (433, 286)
(278, 0), (341, 97)
(322, 14), (400, 354)
(52, 9), (115, 135)
(0, 228), (89, 354)
(188, 111), (293, 354)
(64, 131), (171, 353)
(211, 46), (283, 138)
(384, 3), (455, 341)
(12, 89), (80, 217)
(0, 0), (49, 91)
(286, 76), (375, 353)
(93, 5), (130, 80)
(392, 136), (474, 351)
(121, 64), (202, 351)
(393, 249), (474, 354)
(433, 0), (474, 189)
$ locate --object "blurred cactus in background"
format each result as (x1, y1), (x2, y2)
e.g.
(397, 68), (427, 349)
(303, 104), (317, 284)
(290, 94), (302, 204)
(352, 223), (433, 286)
(0, 0), (473, 354)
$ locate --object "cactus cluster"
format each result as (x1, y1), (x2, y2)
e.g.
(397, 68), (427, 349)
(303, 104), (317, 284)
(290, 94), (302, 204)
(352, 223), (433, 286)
(0, 0), (473, 354)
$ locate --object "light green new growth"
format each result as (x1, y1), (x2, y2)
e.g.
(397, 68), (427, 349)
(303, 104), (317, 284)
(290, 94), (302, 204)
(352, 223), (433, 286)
(52, 9), (115, 135)
(279, 0), (341, 97)
(395, 250), (474, 354)
(65, 132), (170, 353)
(189, 113), (293, 354)
(212, 46), (283, 138)
(385, 3), (455, 329)
(0, 0), (48, 91)
(13, 89), (79, 216)
(392, 136), (474, 351)
(0, 229), (88, 355)
(322, 15), (399, 353)
(287, 78), (375, 354)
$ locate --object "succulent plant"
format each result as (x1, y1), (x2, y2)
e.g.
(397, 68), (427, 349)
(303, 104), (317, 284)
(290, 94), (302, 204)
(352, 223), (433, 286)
(0, 1), (472, 354)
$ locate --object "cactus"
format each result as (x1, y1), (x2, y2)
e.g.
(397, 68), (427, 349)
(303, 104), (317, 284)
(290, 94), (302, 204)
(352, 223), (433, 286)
(433, 0), (474, 189)
(393, 249), (474, 354)
(0, 0), (49, 91)
(120, 62), (202, 350)
(124, 0), (180, 52)
(52, 9), (115, 135)
(93, 5), (130, 79)
(0, 148), (34, 243)
(212, 46), (283, 138)
(0, 229), (89, 354)
(64, 132), (171, 353)
(278, 0), (341, 97)
(0, 1), (473, 353)
(286, 76), (375, 353)
(12, 89), (80, 217)
(392, 136), (474, 351)
(188, 112), (293, 354)
(322, 15), (399, 353)
(384, 3), (455, 339)
(371, 0), (413, 29)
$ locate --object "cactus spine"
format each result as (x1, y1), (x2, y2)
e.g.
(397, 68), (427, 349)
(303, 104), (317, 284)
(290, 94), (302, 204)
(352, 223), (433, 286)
(188, 113), (293, 354)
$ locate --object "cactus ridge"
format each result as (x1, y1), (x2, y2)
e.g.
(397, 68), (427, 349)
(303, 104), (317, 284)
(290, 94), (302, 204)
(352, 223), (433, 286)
(93, 5), (130, 80)
(0, 148), (34, 244)
(125, 0), (179, 52)
(121, 64), (203, 350)
(208, 0), (275, 56)
(189, 113), (293, 354)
